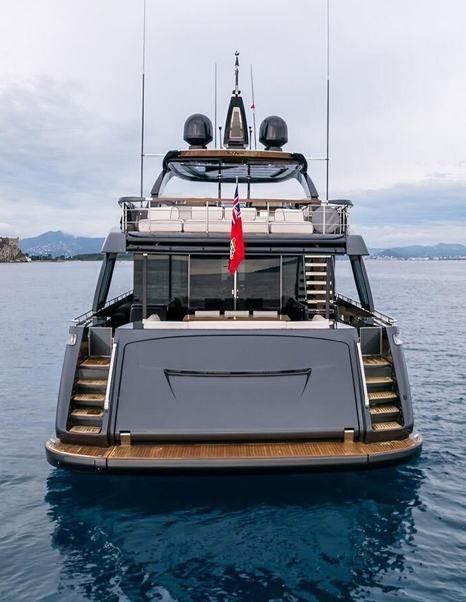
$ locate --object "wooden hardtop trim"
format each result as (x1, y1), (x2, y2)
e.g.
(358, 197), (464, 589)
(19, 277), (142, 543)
(178, 149), (296, 161)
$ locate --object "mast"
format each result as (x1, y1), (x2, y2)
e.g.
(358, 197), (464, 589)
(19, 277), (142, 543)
(139, 0), (147, 197)
(223, 52), (249, 149)
(250, 64), (257, 150)
(325, 0), (330, 201)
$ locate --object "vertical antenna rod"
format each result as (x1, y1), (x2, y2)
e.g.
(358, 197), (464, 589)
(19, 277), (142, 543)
(250, 64), (257, 149)
(214, 63), (218, 147)
(234, 51), (240, 95)
(139, 0), (147, 197)
(325, 0), (330, 201)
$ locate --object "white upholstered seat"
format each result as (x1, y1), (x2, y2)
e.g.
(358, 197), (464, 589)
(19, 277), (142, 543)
(270, 209), (314, 234)
(138, 207), (183, 232)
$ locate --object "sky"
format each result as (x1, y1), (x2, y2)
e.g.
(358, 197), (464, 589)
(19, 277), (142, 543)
(0, 0), (465, 247)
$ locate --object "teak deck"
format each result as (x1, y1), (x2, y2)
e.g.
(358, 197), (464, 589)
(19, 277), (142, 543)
(46, 435), (422, 472)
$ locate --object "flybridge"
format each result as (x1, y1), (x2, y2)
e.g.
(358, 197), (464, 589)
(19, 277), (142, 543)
(119, 195), (351, 238)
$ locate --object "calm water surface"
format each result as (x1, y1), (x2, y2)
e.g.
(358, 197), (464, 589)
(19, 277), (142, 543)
(0, 260), (465, 601)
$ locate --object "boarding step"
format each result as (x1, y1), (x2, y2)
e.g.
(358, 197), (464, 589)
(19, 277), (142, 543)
(368, 390), (398, 404)
(372, 421), (403, 432)
(363, 357), (391, 368)
(369, 404), (400, 422)
(70, 407), (104, 426)
(72, 392), (105, 407)
(366, 376), (394, 386)
(69, 425), (101, 434)
(80, 356), (110, 368)
(76, 378), (107, 389)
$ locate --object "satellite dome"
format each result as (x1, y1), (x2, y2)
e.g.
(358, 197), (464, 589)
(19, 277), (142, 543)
(183, 114), (213, 148)
(259, 116), (288, 150)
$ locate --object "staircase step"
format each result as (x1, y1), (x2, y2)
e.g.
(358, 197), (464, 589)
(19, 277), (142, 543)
(71, 407), (104, 419)
(72, 393), (105, 407)
(364, 356), (391, 367)
(372, 421), (403, 432)
(369, 390), (398, 403)
(70, 406), (104, 427)
(80, 356), (110, 368)
(304, 271), (328, 275)
(366, 376), (393, 386)
(69, 425), (101, 434)
(77, 378), (108, 389)
(369, 404), (400, 423)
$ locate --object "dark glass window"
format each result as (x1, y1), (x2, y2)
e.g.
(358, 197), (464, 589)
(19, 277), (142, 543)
(134, 253), (310, 319)
(134, 254), (188, 306)
(189, 256), (232, 310)
(237, 256), (281, 311)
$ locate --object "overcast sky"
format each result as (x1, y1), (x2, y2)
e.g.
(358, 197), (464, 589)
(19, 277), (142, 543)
(1, 0), (465, 246)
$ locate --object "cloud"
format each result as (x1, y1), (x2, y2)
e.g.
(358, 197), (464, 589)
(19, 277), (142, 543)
(0, 79), (141, 236)
(1, 0), (466, 243)
(349, 179), (466, 246)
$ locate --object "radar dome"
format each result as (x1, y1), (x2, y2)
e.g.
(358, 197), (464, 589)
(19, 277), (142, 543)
(183, 114), (213, 148)
(259, 116), (288, 150)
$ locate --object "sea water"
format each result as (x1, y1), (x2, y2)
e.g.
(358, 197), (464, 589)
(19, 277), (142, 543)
(0, 260), (465, 601)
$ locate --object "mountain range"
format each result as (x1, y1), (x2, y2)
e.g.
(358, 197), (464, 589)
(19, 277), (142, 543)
(20, 231), (105, 258)
(17, 231), (466, 259)
(370, 243), (466, 259)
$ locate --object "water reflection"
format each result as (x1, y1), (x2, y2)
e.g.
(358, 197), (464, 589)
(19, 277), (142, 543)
(46, 463), (424, 601)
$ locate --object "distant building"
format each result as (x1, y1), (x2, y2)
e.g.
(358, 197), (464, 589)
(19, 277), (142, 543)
(0, 237), (27, 262)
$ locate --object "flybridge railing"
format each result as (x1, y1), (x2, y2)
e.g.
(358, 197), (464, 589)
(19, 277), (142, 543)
(118, 197), (351, 235)
(73, 290), (133, 326)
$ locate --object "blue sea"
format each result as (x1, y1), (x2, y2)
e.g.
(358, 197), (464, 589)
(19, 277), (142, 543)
(0, 260), (465, 601)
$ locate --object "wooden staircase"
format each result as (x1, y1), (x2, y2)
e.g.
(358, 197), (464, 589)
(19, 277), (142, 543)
(301, 255), (334, 316)
(68, 356), (110, 435)
(363, 355), (404, 438)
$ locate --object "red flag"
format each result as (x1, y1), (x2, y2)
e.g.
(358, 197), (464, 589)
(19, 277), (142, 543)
(228, 185), (245, 274)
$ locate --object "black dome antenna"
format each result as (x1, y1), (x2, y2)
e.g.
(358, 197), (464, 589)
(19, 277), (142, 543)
(183, 114), (213, 149)
(223, 51), (249, 149)
(259, 116), (288, 151)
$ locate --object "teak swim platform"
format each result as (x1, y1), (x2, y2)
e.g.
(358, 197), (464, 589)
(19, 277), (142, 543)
(45, 55), (422, 473)
(46, 435), (422, 472)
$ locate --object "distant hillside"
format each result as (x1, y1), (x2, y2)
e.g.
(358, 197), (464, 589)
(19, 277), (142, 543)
(20, 231), (105, 258)
(371, 243), (466, 259)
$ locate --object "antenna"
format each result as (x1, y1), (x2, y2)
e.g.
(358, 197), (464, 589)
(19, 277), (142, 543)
(139, 0), (147, 197)
(214, 63), (218, 147)
(250, 64), (257, 149)
(325, 0), (330, 201)
(233, 51), (240, 95)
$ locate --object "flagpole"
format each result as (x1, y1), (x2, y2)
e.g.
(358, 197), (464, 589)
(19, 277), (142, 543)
(233, 175), (239, 310)
(233, 271), (237, 311)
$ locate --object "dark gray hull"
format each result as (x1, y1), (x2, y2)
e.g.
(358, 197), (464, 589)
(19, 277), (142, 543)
(47, 320), (420, 473)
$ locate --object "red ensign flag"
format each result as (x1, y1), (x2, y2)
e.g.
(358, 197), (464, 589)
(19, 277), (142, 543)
(228, 185), (245, 274)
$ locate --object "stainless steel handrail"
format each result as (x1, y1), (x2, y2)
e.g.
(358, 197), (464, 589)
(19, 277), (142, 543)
(336, 293), (396, 326)
(73, 289), (133, 326)
(119, 198), (351, 235)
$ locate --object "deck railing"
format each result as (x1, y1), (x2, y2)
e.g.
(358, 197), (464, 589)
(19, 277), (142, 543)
(118, 197), (351, 236)
(73, 290), (133, 326)
(336, 293), (396, 326)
